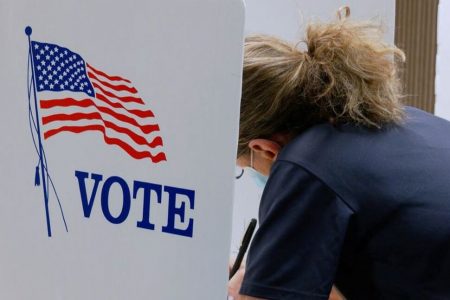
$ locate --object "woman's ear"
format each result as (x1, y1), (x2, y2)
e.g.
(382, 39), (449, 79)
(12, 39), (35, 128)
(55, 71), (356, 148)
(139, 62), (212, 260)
(248, 139), (282, 162)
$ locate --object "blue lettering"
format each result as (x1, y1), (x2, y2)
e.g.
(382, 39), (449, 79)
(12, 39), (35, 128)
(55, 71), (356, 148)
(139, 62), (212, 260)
(75, 170), (103, 218)
(133, 181), (162, 230)
(162, 186), (195, 238)
(74, 170), (195, 238)
(101, 176), (131, 224)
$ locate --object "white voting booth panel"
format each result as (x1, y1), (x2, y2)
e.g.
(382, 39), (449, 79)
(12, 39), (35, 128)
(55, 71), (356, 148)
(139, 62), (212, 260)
(0, 1), (244, 299)
(231, 0), (395, 255)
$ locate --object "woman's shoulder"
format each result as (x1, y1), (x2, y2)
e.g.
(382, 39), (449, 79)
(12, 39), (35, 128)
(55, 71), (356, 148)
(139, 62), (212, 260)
(280, 106), (450, 163)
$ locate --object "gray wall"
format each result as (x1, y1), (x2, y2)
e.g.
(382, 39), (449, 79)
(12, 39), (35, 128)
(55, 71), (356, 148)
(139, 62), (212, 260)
(435, 0), (450, 120)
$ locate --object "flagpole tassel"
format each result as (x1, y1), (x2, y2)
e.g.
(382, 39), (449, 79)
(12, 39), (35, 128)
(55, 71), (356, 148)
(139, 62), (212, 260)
(35, 165), (40, 186)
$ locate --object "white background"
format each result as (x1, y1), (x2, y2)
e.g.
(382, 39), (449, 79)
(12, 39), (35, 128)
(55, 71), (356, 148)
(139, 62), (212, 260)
(0, 0), (244, 299)
(231, 0), (396, 255)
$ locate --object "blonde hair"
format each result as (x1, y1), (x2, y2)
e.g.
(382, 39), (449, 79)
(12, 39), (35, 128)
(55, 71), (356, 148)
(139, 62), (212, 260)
(238, 11), (406, 158)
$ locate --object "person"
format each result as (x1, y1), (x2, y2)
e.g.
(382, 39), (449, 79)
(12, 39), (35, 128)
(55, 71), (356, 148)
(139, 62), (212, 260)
(228, 9), (450, 300)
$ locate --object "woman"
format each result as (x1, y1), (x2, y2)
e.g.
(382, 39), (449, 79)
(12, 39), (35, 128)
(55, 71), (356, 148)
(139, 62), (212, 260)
(229, 11), (450, 300)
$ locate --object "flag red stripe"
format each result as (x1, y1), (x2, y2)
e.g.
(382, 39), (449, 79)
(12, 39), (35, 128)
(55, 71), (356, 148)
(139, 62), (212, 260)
(88, 71), (137, 94)
(44, 125), (167, 163)
(40, 97), (155, 119)
(42, 111), (160, 135)
(95, 93), (154, 117)
(86, 63), (131, 83)
(92, 82), (144, 104)
(43, 112), (99, 123)
(42, 111), (161, 147)
(103, 120), (163, 148)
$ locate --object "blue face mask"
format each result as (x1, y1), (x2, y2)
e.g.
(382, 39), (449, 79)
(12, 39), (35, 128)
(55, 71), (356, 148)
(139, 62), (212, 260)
(245, 167), (268, 189)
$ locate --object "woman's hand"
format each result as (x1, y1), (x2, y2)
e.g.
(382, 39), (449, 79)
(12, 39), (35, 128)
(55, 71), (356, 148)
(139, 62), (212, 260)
(228, 257), (246, 299)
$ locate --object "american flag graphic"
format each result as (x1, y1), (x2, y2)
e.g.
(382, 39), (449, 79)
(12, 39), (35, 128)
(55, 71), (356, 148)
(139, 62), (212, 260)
(30, 41), (166, 163)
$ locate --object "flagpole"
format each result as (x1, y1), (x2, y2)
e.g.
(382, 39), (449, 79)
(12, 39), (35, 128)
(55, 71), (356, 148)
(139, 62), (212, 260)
(26, 26), (52, 237)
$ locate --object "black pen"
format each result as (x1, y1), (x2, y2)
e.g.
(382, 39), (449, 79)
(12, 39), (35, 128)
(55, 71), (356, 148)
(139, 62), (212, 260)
(229, 218), (257, 279)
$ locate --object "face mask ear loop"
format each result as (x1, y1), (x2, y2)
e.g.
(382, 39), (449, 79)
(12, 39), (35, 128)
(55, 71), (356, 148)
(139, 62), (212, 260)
(250, 149), (254, 169)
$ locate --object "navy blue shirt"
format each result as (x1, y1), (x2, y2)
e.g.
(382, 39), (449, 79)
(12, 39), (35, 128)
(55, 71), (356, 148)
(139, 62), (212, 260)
(240, 107), (450, 299)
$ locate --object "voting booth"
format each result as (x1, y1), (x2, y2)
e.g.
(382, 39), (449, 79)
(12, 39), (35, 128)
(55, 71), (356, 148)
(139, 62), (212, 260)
(0, 0), (244, 299)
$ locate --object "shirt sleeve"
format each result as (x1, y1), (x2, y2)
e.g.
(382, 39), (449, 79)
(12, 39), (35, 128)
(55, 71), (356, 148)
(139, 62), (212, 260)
(240, 160), (354, 300)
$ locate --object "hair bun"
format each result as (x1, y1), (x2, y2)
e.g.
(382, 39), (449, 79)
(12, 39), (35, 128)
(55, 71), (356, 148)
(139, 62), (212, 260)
(303, 13), (406, 127)
(238, 13), (406, 157)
